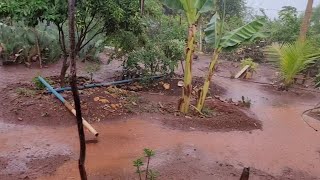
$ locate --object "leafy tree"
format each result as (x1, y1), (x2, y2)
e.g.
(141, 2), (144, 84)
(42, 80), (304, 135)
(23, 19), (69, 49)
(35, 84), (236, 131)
(45, 0), (143, 86)
(161, 0), (214, 114)
(269, 6), (301, 43)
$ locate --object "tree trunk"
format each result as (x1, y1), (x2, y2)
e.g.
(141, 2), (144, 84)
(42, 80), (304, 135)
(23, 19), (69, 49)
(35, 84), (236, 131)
(299, 0), (314, 42)
(196, 48), (221, 111)
(199, 23), (203, 53)
(57, 24), (70, 86)
(32, 27), (42, 68)
(68, 0), (87, 180)
(179, 25), (196, 114)
(140, 0), (145, 15)
(60, 55), (69, 87)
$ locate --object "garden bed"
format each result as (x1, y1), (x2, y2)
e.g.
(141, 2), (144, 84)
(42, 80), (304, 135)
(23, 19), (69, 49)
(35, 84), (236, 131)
(0, 76), (261, 132)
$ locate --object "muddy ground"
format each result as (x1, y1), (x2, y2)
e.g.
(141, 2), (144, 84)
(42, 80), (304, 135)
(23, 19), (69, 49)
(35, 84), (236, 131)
(0, 56), (320, 180)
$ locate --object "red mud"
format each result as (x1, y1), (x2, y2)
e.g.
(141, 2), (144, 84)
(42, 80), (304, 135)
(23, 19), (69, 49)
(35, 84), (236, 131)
(1, 55), (320, 180)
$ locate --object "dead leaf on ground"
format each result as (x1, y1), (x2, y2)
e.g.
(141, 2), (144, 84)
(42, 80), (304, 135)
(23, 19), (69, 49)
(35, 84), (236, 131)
(94, 97), (100, 101)
(99, 98), (110, 104)
(163, 83), (170, 90)
(111, 104), (117, 110)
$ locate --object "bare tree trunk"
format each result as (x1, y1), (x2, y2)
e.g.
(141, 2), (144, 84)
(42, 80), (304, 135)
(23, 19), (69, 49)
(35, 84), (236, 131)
(57, 25), (70, 86)
(68, 0), (87, 180)
(60, 55), (69, 86)
(32, 27), (43, 68)
(299, 0), (314, 42)
(140, 0), (145, 15)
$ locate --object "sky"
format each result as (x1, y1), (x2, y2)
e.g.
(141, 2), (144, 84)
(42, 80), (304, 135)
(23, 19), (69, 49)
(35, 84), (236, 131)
(246, 0), (320, 19)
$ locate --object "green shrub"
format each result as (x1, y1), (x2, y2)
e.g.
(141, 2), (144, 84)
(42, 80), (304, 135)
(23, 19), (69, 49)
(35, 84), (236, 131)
(266, 41), (320, 87)
(240, 58), (258, 72)
(32, 77), (53, 90)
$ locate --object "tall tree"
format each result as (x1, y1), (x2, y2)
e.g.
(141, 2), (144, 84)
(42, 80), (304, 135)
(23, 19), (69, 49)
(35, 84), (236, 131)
(299, 0), (314, 41)
(68, 0), (87, 179)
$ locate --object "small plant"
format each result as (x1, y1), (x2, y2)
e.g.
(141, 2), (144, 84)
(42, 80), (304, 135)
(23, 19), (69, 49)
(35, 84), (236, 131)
(16, 87), (36, 97)
(240, 58), (258, 79)
(133, 158), (144, 180)
(201, 106), (216, 117)
(84, 62), (100, 82)
(133, 148), (158, 180)
(239, 96), (251, 108)
(266, 41), (320, 87)
(32, 76), (52, 90)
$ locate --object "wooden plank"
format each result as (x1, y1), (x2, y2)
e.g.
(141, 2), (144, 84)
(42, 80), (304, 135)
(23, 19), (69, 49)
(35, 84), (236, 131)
(235, 65), (250, 79)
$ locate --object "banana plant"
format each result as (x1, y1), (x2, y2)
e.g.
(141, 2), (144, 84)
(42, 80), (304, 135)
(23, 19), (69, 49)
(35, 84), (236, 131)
(161, 0), (214, 113)
(196, 10), (266, 111)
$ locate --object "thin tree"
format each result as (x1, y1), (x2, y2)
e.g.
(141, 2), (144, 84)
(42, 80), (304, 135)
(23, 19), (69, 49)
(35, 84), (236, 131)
(299, 0), (314, 42)
(68, 0), (87, 179)
(140, 0), (145, 15)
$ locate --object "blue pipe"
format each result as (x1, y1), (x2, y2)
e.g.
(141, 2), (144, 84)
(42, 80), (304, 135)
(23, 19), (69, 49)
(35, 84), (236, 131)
(38, 76), (66, 103)
(50, 75), (164, 93)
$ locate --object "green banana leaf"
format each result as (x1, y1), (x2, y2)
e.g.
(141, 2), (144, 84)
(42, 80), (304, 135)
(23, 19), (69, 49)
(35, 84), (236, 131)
(204, 13), (221, 48)
(161, 0), (213, 24)
(219, 18), (266, 48)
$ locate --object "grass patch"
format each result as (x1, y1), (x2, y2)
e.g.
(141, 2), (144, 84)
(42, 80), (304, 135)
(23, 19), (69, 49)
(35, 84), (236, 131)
(16, 88), (36, 97)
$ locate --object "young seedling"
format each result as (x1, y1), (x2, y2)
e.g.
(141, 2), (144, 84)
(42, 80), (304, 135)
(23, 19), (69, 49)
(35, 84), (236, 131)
(133, 149), (158, 180)
(133, 158), (144, 180)
(147, 170), (159, 180)
(144, 148), (155, 180)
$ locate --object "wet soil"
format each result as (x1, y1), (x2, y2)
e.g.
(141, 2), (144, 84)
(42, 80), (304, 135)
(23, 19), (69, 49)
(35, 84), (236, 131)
(0, 75), (260, 133)
(308, 111), (320, 121)
(1, 55), (320, 180)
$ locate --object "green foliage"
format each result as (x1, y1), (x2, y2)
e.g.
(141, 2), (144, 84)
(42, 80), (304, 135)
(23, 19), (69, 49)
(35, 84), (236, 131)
(119, 1), (186, 77)
(16, 87), (36, 97)
(144, 148), (155, 158)
(205, 15), (266, 49)
(266, 41), (320, 86)
(0, 23), (61, 63)
(269, 6), (301, 43)
(217, 0), (245, 21)
(32, 76), (52, 90)
(133, 148), (158, 180)
(241, 58), (258, 72)
(161, 0), (214, 24)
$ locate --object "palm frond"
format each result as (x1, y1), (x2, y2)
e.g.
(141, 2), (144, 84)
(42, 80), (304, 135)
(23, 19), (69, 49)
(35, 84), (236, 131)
(266, 41), (320, 86)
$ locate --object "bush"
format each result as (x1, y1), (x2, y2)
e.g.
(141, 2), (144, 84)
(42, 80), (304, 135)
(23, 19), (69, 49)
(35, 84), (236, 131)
(266, 41), (320, 87)
(0, 23), (61, 64)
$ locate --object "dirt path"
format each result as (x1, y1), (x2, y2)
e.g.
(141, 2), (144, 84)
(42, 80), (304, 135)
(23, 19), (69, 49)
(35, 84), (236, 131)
(1, 56), (320, 179)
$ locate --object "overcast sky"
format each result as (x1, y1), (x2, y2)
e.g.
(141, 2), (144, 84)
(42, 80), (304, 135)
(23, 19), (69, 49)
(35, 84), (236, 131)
(246, 0), (320, 19)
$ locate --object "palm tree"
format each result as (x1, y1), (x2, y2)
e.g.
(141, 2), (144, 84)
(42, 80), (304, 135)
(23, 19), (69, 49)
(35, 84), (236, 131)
(299, 0), (314, 41)
(161, 0), (213, 113)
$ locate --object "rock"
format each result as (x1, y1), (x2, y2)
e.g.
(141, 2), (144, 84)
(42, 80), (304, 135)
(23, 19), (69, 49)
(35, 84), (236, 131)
(18, 117), (23, 121)
(177, 81), (184, 87)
